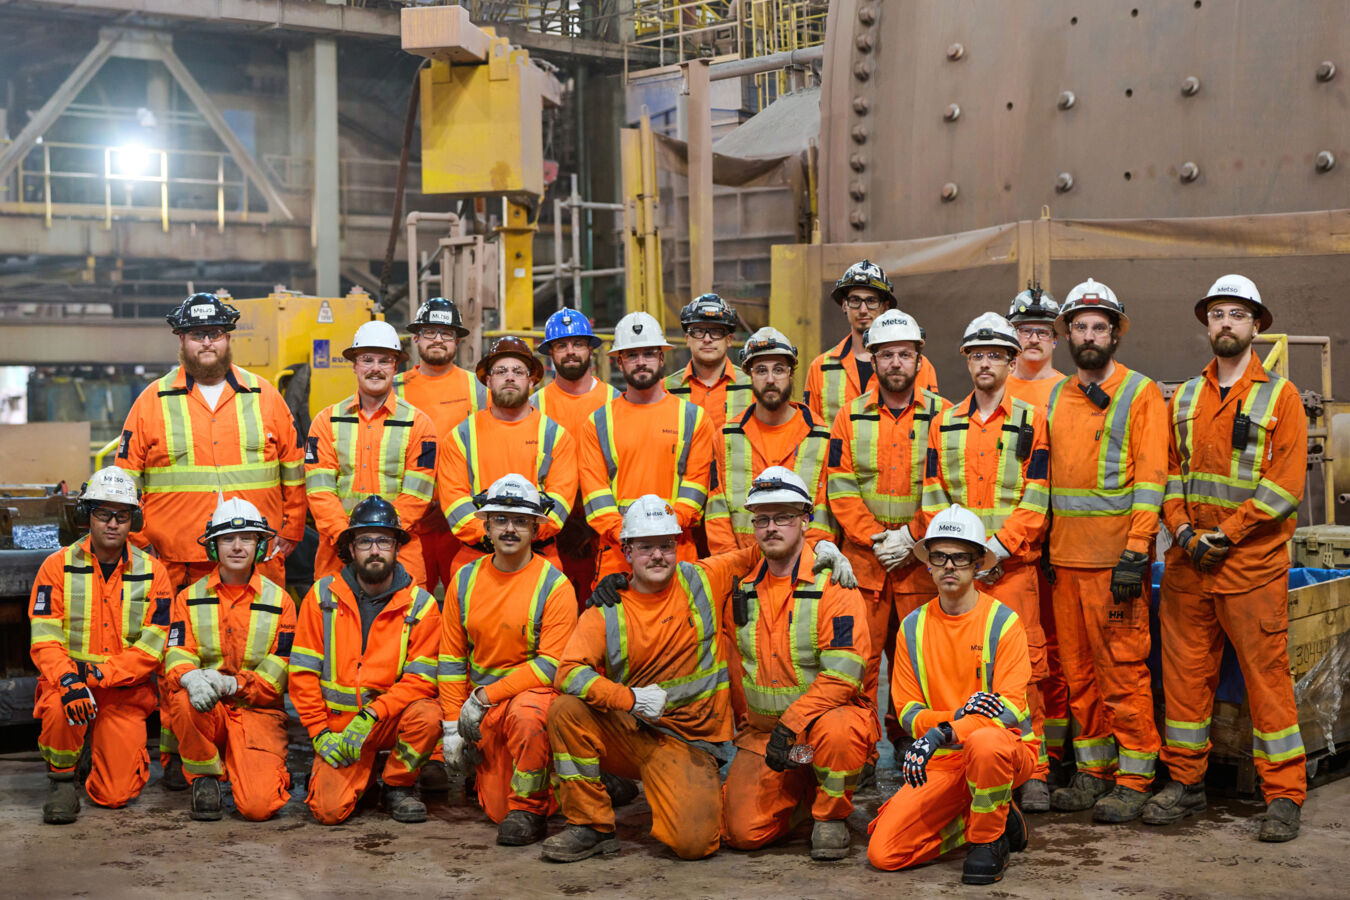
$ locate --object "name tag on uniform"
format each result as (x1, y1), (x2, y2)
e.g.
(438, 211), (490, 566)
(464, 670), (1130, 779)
(33, 585), (52, 616)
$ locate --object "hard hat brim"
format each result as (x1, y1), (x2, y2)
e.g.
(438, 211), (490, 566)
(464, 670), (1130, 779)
(1194, 295), (1272, 331)
(337, 523), (412, 547)
(607, 339), (674, 356)
(475, 349), (545, 385)
(830, 283), (898, 308)
(474, 504), (548, 520)
(1055, 308), (1131, 338)
(342, 346), (409, 363)
(537, 335), (603, 353)
(409, 322), (471, 338)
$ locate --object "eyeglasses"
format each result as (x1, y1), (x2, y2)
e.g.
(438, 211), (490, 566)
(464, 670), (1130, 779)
(90, 508), (134, 524)
(354, 354), (397, 369)
(417, 328), (459, 340)
(750, 364), (792, 379)
(874, 348), (918, 364)
(489, 366), (530, 378)
(1015, 326), (1053, 341)
(1069, 321), (1113, 336)
(185, 328), (227, 344)
(1207, 308), (1253, 323)
(927, 550), (977, 568)
(487, 514), (534, 530)
(750, 512), (803, 529)
(842, 295), (885, 310)
(629, 538), (677, 556)
(687, 326), (730, 341)
(353, 535), (396, 550)
(620, 348), (662, 362)
(967, 351), (1010, 363)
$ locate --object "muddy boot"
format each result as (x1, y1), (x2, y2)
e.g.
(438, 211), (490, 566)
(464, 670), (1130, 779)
(384, 786), (427, 824)
(600, 770), (638, 808)
(1142, 781), (1206, 825)
(857, 762), (876, 790)
(810, 819), (850, 860)
(1092, 784), (1151, 823)
(418, 761), (451, 794)
(961, 836), (1010, 885)
(1018, 778), (1050, 813)
(190, 777), (223, 821)
(1046, 757), (1072, 789)
(1259, 798), (1301, 843)
(497, 810), (548, 846)
(42, 772), (81, 825)
(1050, 772), (1111, 812)
(1003, 801), (1028, 853)
(540, 824), (621, 862)
(162, 754), (188, 791)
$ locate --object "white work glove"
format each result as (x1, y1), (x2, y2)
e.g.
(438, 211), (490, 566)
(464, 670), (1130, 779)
(811, 540), (857, 589)
(976, 536), (1009, 584)
(180, 668), (219, 713)
(442, 720), (467, 775)
(630, 685), (668, 722)
(457, 687), (489, 742)
(202, 669), (238, 698)
(872, 526), (915, 571)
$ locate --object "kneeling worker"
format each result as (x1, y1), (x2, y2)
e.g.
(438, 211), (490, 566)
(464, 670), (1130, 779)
(289, 496), (441, 825)
(868, 504), (1036, 886)
(165, 497), (296, 821)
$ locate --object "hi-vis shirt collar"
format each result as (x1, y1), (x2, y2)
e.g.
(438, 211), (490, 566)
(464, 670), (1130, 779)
(960, 388), (1014, 421)
(861, 384), (918, 418)
(340, 390), (399, 418)
(1201, 351), (1270, 393)
(205, 566), (263, 600)
(746, 542), (820, 588)
(170, 364), (251, 397)
(678, 357), (737, 387)
(71, 534), (129, 571)
(828, 334), (854, 360)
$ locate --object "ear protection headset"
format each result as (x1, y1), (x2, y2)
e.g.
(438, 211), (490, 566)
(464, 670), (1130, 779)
(205, 529), (270, 563)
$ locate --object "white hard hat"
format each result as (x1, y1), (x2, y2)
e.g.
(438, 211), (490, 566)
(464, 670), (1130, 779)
(1197, 274), (1271, 330)
(608, 311), (673, 356)
(739, 326), (799, 372)
(1056, 278), (1129, 337)
(914, 504), (996, 570)
(81, 466), (139, 506)
(620, 494), (682, 541)
(343, 320), (408, 362)
(961, 313), (1022, 354)
(745, 465), (814, 512)
(473, 473), (552, 519)
(199, 496), (275, 546)
(863, 308), (925, 352)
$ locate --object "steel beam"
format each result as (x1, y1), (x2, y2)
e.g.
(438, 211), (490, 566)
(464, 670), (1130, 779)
(0, 322), (175, 365)
(681, 58), (713, 299)
(312, 38), (340, 294)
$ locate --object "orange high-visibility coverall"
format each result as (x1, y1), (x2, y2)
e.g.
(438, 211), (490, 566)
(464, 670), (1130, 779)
(439, 554), (577, 822)
(805, 333), (939, 433)
(29, 537), (172, 807)
(577, 393), (715, 580)
(550, 548), (758, 859)
(1160, 353), (1308, 804)
(395, 364), (488, 592)
(664, 358), (754, 435)
(436, 407), (577, 571)
(288, 568), (441, 825)
(1045, 363), (1167, 791)
(163, 570), (295, 820)
(304, 392), (438, 585)
(533, 378), (619, 604)
(718, 544), (877, 848)
(868, 592), (1038, 870)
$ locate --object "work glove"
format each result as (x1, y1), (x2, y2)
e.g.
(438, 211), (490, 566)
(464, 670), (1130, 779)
(953, 691), (1004, 721)
(902, 724), (952, 788)
(872, 526), (915, 571)
(58, 672), (98, 726)
(442, 721), (468, 775)
(180, 668), (220, 713)
(312, 729), (347, 768)
(811, 540), (857, 589)
(336, 708), (379, 765)
(587, 573), (628, 609)
(75, 661), (103, 685)
(458, 687), (489, 742)
(764, 722), (798, 773)
(1176, 525), (1230, 571)
(975, 562), (1004, 585)
(202, 669), (239, 698)
(1110, 550), (1150, 603)
(630, 684), (669, 722)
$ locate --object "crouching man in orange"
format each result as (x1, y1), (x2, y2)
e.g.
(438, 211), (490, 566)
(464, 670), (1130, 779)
(288, 496), (441, 825)
(28, 467), (174, 823)
(439, 474), (578, 846)
(164, 497), (296, 821)
(868, 505), (1037, 886)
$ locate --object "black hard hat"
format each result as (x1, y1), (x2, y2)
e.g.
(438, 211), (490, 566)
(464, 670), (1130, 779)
(409, 296), (469, 337)
(678, 293), (738, 331)
(336, 495), (411, 562)
(165, 293), (241, 333)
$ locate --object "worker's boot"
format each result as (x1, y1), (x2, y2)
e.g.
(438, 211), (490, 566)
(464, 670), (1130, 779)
(496, 810), (548, 846)
(189, 776), (223, 821)
(42, 771), (81, 825)
(1018, 778), (1051, 813)
(600, 770), (639, 808)
(162, 754), (188, 791)
(384, 785), (427, 824)
(809, 819), (850, 861)
(1092, 784), (1152, 823)
(857, 761), (876, 791)
(1050, 772), (1111, 812)
(961, 836), (1010, 885)
(1258, 798), (1301, 843)
(1003, 801), (1028, 853)
(418, 760), (451, 794)
(540, 824), (621, 862)
(1141, 781), (1207, 825)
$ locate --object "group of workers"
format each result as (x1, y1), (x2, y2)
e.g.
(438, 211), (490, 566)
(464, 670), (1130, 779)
(27, 257), (1309, 885)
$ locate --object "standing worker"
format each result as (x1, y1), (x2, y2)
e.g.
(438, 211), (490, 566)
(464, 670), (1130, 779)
(439, 475), (578, 846)
(305, 321), (438, 585)
(288, 497), (441, 825)
(164, 497), (296, 822)
(1043, 279), (1167, 822)
(28, 467), (174, 823)
(1143, 275), (1307, 842)
(664, 294), (753, 434)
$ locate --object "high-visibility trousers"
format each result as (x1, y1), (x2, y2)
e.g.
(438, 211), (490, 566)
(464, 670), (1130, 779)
(36, 679), (156, 808)
(1051, 566), (1160, 791)
(413, 527), (460, 596)
(861, 581), (937, 747)
(472, 687), (559, 823)
(1159, 574), (1306, 805)
(306, 697), (440, 826)
(1037, 564), (1071, 762)
(547, 694), (722, 860)
(722, 706), (877, 849)
(170, 691), (290, 821)
(987, 562), (1049, 780)
(313, 538), (426, 591)
(867, 726), (1036, 871)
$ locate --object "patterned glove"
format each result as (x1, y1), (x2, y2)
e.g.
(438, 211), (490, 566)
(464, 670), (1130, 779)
(59, 672), (97, 726)
(764, 723), (797, 772)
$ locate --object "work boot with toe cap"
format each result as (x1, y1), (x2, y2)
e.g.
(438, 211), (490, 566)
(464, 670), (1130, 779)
(162, 754), (188, 791)
(961, 836), (1010, 885)
(418, 760), (451, 794)
(497, 810), (548, 846)
(1092, 784), (1151, 823)
(1259, 798), (1301, 843)
(189, 777), (223, 821)
(1018, 778), (1050, 813)
(1002, 801), (1028, 852)
(540, 825), (621, 862)
(385, 786), (427, 823)
(42, 772), (80, 825)
(809, 819), (850, 860)
(1050, 771), (1112, 812)
(1141, 781), (1206, 825)
(600, 770), (639, 807)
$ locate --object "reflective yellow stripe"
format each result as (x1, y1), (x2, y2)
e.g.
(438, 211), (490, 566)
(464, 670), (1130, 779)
(717, 405), (833, 538)
(42, 543), (156, 661)
(735, 567), (831, 717)
(329, 395), (417, 511)
(845, 389), (940, 525)
(929, 398), (1035, 534)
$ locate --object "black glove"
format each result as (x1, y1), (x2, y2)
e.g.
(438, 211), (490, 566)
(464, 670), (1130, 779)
(76, 661), (104, 685)
(953, 691), (1003, 721)
(764, 722), (797, 772)
(902, 724), (951, 787)
(587, 573), (628, 609)
(1110, 550), (1150, 602)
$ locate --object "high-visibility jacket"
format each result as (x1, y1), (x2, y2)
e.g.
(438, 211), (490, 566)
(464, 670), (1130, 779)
(911, 390), (1051, 563)
(288, 570), (440, 737)
(892, 592), (1038, 765)
(825, 386), (950, 591)
(438, 554), (577, 719)
(705, 402), (834, 552)
(28, 536), (173, 688)
(531, 377), (618, 445)
(394, 364), (488, 534)
(1006, 369), (1065, 413)
(117, 365), (305, 563)
(1045, 363), (1168, 567)
(805, 334), (939, 432)
(436, 407), (577, 551)
(664, 358), (753, 435)
(1162, 353), (1307, 594)
(163, 570), (295, 710)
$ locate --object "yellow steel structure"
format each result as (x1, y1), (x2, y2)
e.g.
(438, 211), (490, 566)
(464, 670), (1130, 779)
(498, 199), (537, 334)
(620, 111), (665, 326)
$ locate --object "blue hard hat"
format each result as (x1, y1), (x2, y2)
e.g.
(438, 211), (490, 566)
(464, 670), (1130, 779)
(538, 308), (602, 352)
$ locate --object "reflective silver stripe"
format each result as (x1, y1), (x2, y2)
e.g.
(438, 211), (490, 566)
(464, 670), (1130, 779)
(1252, 726), (1304, 762)
(403, 659), (436, 679)
(674, 401), (699, 481)
(720, 405), (833, 537)
(898, 701), (923, 735)
(593, 404), (619, 482)
(561, 665), (601, 697)
(1047, 369), (1154, 515)
(1073, 738), (1119, 767)
(553, 754), (601, 780)
(601, 604), (629, 684)
(289, 649), (323, 673)
(437, 659), (468, 678)
(846, 390), (938, 525)
(982, 602), (1015, 689)
(1117, 749), (1158, 777)
(1165, 718), (1210, 749)
(533, 657), (559, 682)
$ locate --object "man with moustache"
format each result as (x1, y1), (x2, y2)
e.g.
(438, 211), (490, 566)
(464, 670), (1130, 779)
(1143, 276), (1307, 842)
(118, 292), (304, 788)
(437, 336), (577, 571)
(1042, 279), (1167, 823)
(664, 294), (753, 434)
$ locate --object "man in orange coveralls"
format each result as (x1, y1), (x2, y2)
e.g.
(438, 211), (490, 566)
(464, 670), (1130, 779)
(288, 496), (440, 825)
(868, 504), (1035, 886)
(439, 474), (578, 846)
(165, 497), (295, 821)
(663, 293), (753, 434)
